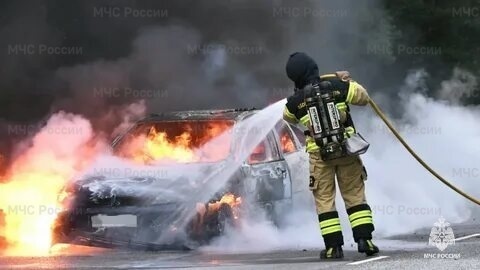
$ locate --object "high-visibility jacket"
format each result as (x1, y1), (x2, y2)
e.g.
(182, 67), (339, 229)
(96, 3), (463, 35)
(283, 71), (369, 153)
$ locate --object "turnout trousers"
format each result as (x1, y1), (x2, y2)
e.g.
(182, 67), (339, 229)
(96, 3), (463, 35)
(309, 151), (375, 247)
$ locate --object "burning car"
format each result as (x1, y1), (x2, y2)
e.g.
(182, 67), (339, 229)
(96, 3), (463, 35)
(52, 109), (305, 250)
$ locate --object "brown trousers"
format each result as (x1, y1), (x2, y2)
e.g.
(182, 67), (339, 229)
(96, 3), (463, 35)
(309, 152), (368, 213)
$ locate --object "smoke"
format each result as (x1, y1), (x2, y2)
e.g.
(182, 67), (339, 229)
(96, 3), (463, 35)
(202, 150), (322, 253)
(437, 68), (478, 104)
(0, 0), (393, 162)
(361, 69), (480, 236)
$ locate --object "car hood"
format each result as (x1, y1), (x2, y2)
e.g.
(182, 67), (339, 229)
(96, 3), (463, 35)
(74, 161), (229, 205)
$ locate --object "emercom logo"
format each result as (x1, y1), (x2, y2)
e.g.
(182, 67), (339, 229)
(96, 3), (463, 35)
(424, 217), (461, 259)
(429, 216), (455, 251)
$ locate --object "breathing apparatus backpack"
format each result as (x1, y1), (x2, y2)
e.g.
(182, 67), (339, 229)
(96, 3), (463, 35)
(304, 81), (346, 160)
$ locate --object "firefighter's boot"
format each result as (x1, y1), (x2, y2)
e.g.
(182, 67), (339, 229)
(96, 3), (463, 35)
(320, 246), (344, 259)
(347, 204), (378, 256)
(318, 211), (344, 259)
(357, 239), (379, 256)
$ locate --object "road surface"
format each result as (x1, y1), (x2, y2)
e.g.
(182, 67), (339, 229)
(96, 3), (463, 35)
(0, 223), (478, 269)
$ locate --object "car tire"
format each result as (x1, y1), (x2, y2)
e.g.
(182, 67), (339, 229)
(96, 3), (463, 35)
(214, 203), (235, 236)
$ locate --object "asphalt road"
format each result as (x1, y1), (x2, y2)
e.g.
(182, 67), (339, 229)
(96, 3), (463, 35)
(0, 223), (479, 270)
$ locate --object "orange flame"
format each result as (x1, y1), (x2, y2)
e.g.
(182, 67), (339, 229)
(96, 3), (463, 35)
(0, 171), (70, 255)
(280, 133), (295, 153)
(196, 193), (242, 219)
(206, 193), (242, 219)
(194, 193), (243, 233)
(0, 113), (102, 256)
(119, 121), (233, 164)
(143, 126), (195, 162)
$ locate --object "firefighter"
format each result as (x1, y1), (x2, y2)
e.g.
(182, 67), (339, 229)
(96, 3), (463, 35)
(282, 52), (379, 259)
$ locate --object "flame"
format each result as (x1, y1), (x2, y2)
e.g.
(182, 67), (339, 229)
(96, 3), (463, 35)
(0, 210), (5, 249)
(193, 193), (243, 234)
(120, 121), (233, 164)
(195, 193), (243, 221)
(0, 112), (102, 256)
(207, 193), (242, 219)
(0, 171), (70, 255)
(142, 126), (195, 163)
(280, 133), (295, 153)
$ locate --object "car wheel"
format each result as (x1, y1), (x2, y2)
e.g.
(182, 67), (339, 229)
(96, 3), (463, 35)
(216, 203), (235, 235)
(202, 203), (235, 241)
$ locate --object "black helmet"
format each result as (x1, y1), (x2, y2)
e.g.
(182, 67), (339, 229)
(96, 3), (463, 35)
(285, 52), (319, 89)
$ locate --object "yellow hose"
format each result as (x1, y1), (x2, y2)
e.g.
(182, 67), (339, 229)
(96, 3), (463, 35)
(368, 98), (480, 206)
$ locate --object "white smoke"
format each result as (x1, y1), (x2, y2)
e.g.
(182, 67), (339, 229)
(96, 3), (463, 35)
(201, 151), (322, 253)
(437, 68), (478, 104)
(111, 100), (147, 138)
(361, 69), (480, 236)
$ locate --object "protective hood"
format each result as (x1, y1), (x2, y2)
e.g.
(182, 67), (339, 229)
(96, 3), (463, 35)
(285, 52), (319, 89)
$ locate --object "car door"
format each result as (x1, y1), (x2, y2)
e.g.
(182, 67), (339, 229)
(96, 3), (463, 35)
(274, 121), (309, 203)
(245, 130), (292, 202)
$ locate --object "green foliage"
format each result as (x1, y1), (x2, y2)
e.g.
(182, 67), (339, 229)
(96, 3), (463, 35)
(383, 0), (480, 74)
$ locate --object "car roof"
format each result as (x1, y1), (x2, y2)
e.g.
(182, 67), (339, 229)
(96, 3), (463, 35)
(136, 108), (258, 123)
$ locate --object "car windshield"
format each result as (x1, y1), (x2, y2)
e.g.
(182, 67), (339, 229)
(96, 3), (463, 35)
(115, 120), (234, 164)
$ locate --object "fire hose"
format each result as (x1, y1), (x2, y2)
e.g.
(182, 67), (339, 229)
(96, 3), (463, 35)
(368, 98), (480, 206)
